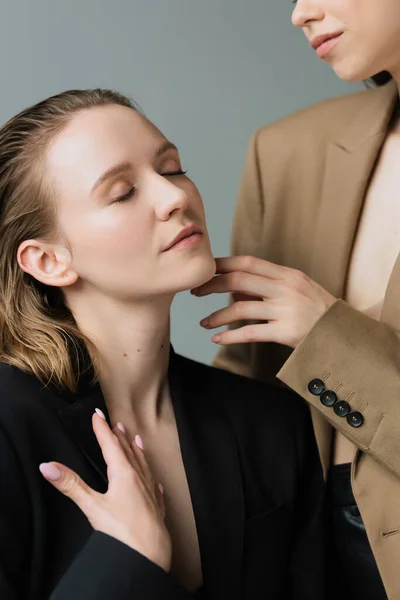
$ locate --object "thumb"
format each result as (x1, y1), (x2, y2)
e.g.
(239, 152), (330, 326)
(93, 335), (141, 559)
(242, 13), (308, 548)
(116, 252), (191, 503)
(39, 461), (95, 514)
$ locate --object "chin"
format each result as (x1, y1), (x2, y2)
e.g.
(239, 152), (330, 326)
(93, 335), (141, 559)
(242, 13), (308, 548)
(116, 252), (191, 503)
(331, 57), (381, 82)
(172, 254), (216, 293)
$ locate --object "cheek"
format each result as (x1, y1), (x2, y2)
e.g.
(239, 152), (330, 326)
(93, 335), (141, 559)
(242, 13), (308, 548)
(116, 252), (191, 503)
(63, 205), (152, 264)
(335, 0), (397, 35)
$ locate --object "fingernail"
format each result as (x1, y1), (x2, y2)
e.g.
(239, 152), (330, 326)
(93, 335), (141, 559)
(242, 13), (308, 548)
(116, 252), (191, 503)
(191, 288), (198, 296)
(135, 434), (144, 450)
(200, 318), (209, 328)
(95, 408), (106, 420)
(39, 463), (62, 481)
(117, 422), (126, 434)
(158, 483), (164, 495)
(212, 334), (221, 344)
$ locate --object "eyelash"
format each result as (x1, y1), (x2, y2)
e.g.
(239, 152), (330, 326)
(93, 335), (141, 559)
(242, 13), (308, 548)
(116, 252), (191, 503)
(114, 169), (188, 204)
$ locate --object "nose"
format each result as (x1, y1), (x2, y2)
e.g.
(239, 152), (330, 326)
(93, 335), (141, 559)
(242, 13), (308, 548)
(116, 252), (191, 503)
(292, 0), (325, 28)
(153, 176), (189, 221)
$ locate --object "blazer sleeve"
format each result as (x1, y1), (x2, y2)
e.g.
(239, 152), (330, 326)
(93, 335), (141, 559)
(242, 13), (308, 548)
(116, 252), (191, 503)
(278, 299), (400, 479)
(0, 426), (190, 600)
(213, 130), (268, 380)
(50, 533), (191, 600)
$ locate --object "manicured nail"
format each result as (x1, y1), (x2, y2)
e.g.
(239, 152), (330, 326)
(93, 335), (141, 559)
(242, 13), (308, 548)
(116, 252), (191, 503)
(39, 463), (62, 481)
(95, 408), (106, 420)
(117, 422), (126, 434)
(200, 318), (209, 328)
(135, 434), (144, 450)
(212, 334), (221, 344)
(191, 288), (198, 296)
(158, 483), (164, 495)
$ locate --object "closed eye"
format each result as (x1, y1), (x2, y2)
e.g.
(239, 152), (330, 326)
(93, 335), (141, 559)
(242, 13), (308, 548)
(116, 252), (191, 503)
(113, 170), (187, 204)
(114, 187), (136, 203)
(162, 169), (188, 177)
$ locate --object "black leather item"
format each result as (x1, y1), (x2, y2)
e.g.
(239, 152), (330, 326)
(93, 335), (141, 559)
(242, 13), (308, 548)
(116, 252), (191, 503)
(326, 463), (387, 600)
(308, 379), (325, 395)
(347, 411), (364, 428)
(320, 390), (337, 407)
(333, 400), (351, 417)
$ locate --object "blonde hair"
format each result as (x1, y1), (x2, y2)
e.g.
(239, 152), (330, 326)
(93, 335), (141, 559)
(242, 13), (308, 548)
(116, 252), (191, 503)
(0, 89), (140, 391)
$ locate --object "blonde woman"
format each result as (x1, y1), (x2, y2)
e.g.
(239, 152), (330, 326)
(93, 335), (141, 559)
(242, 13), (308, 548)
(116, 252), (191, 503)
(0, 89), (325, 599)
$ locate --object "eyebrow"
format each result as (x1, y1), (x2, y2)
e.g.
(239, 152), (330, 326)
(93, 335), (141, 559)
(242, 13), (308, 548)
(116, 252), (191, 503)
(91, 140), (179, 193)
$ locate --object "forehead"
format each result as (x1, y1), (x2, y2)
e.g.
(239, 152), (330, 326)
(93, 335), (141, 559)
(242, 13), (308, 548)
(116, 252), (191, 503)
(45, 105), (167, 190)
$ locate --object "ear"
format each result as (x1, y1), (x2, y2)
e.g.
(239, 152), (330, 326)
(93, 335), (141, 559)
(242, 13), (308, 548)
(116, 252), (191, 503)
(17, 240), (78, 288)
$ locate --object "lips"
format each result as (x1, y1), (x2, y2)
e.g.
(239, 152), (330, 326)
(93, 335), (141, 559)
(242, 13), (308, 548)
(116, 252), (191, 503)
(310, 32), (342, 51)
(163, 224), (203, 252)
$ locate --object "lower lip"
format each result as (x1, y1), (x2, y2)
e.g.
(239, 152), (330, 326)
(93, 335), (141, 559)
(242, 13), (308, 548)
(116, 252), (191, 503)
(316, 34), (342, 59)
(168, 232), (203, 251)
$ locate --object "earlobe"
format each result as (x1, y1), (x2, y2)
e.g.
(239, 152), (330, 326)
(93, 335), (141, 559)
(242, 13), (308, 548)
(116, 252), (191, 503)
(17, 240), (78, 288)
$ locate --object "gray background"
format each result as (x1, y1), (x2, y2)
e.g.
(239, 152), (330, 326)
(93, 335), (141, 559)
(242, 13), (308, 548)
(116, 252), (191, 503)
(0, 0), (362, 364)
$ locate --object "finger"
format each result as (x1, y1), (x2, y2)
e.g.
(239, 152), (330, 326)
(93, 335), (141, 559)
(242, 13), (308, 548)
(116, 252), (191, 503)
(211, 322), (282, 345)
(155, 482), (166, 520)
(130, 437), (163, 515)
(191, 272), (281, 299)
(200, 301), (280, 330)
(214, 256), (286, 279)
(112, 423), (143, 476)
(92, 412), (131, 480)
(131, 435), (154, 487)
(39, 461), (96, 513)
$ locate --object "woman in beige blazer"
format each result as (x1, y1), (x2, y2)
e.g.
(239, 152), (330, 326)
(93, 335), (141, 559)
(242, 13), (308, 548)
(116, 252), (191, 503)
(192, 1), (400, 598)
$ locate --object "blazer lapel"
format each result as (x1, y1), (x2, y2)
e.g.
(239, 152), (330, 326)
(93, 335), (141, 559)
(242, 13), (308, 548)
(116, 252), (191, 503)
(58, 378), (109, 488)
(169, 352), (244, 600)
(311, 81), (398, 298)
(57, 350), (245, 599)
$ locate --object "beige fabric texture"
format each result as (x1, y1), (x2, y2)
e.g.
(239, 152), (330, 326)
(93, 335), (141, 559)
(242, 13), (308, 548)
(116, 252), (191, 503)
(214, 80), (400, 598)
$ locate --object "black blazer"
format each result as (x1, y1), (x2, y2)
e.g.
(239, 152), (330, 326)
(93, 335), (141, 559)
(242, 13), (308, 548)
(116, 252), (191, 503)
(0, 348), (326, 599)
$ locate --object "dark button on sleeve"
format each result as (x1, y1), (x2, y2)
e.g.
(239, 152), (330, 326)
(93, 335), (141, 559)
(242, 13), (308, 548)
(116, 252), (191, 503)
(333, 400), (351, 417)
(308, 379), (325, 395)
(320, 390), (337, 407)
(347, 411), (364, 428)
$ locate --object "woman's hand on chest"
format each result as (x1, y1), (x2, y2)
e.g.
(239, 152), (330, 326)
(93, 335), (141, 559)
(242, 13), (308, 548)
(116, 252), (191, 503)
(39, 410), (171, 572)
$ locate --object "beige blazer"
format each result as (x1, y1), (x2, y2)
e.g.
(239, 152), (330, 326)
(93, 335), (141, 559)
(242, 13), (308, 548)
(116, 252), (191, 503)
(214, 80), (400, 599)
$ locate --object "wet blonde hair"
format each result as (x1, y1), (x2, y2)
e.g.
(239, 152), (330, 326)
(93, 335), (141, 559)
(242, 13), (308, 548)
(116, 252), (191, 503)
(0, 89), (140, 391)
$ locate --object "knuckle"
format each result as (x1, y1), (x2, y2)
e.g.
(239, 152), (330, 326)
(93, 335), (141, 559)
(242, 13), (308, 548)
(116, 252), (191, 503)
(291, 269), (308, 287)
(231, 271), (246, 288)
(241, 255), (257, 270)
(234, 301), (247, 319)
(243, 326), (256, 342)
(61, 474), (79, 497)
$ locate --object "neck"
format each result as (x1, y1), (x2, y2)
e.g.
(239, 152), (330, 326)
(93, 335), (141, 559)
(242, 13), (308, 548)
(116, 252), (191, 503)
(67, 288), (173, 423)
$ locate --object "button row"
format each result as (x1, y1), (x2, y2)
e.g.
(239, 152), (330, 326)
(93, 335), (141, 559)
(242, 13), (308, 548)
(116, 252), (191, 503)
(307, 379), (364, 428)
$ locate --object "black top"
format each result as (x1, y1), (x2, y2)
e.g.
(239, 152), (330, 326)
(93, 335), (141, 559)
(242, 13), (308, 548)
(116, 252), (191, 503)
(327, 463), (387, 600)
(0, 347), (326, 599)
